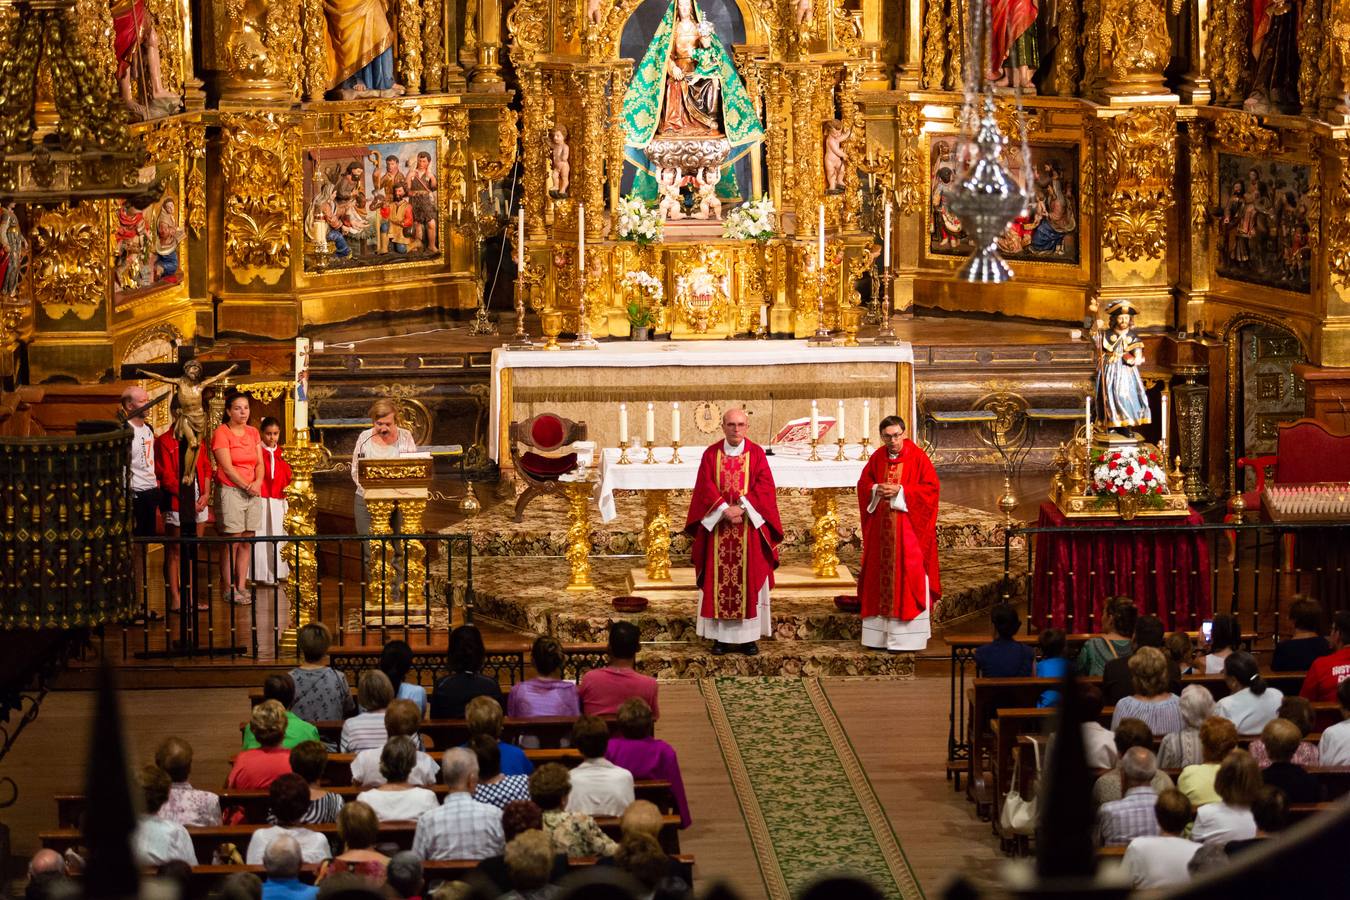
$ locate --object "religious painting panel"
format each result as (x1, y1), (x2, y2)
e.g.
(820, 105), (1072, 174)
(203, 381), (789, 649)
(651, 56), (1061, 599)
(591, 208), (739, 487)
(927, 138), (1081, 265)
(301, 138), (442, 274)
(111, 153), (186, 308)
(1214, 153), (1313, 295)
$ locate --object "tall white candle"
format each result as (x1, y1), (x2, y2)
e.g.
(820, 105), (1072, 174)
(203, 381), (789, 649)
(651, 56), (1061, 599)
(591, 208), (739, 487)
(883, 203), (892, 268)
(837, 400), (846, 443)
(619, 402), (628, 445)
(672, 403), (681, 442)
(518, 213), (526, 274)
(862, 399), (870, 438)
(759, 304), (768, 328)
(578, 204), (585, 273)
(645, 402), (655, 444)
(1161, 392), (1169, 450)
(810, 400), (819, 440)
(817, 204), (826, 269)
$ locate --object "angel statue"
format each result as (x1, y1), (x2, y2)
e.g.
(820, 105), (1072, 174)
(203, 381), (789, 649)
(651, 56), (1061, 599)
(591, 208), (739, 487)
(1093, 299), (1151, 435)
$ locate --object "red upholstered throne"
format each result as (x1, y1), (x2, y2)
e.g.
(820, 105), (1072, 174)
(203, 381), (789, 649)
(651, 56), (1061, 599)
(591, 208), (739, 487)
(1227, 418), (1350, 522)
(509, 413), (587, 522)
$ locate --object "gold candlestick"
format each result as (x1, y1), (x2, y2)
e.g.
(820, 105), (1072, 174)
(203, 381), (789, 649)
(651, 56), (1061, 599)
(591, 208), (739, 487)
(873, 263), (900, 345)
(857, 437), (871, 461)
(670, 440), (683, 464)
(617, 442), (633, 465)
(505, 281), (534, 350)
(569, 252), (599, 350)
(643, 439), (657, 464)
(808, 437), (822, 461)
(807, 266), (832, 347)
(834, 437), (847, 461)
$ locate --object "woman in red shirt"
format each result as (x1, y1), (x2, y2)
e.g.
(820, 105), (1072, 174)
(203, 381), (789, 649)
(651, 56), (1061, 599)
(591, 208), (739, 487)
(154, 399), (214, 612)
(211, 392), (263, 604)
(253, 417), (293, 585)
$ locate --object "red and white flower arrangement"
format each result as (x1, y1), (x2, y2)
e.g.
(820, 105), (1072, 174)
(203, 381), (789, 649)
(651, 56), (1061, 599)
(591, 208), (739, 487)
(1089, 445), (1168, 505)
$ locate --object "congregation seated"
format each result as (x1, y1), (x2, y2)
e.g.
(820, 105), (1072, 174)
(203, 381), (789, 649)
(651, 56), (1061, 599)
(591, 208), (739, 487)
(567, 715), (635, 817)
(579, 622), (660, 719)
(340, 671), (395, 753)
(25, 850), (71, 900)
(1273, 598), (1332, 672)
(286, 741), (344, 823)
(1178, 717), (1238, 807)
(1190, 749), (1260, 844)
(972, 604), (1032, 678)
(1095, 747), (1164, 846)
(1109, 647), (1182, 735)
(605, 698), (690, 829)
(1158, 685), (1215, 769)
(1103, 615), (1182, 704)
(1202, 614), (1241, 675)
(616, 832), (688, 900)
(350, 699), (439, 788)
(289, 623), (355, 728)
(1316, 678), (1350, 765)
(1300, 610), (1350, 703)
(1258, 719), (1321, 804)
(1076, 597), (1137, 677)
(1166, 631), (1195, 677)
(1032, 629), (1067, 708)
(132, 764), (196, 866)
(1074, 684), (1117, 769)
(356, 737), (439, 822)
(245, 675), (321, 751)
(411, 747), (504, 860)
(508, 636), (581, 719)
(1120, 789), (1197, 889)
(220, 871), (263, 900)
(500, 830), (562, 900)
(470, 733), (532, 808)
(475, 800), (568, 894)
(1224, 785), (1289, 857)
(467, 696), (534, 777)
(231, 701), (296, 790)
(430, 625), (504, 719)
(616, 799), (686, 891)
(385, 852), (422, 900)
(380, 640), (428, 718)
(245, 774), (334, 865)
(1215, 652), (1284, 734)
(260, 835), (315, 900)
(1248, 695), (1320, 768)
(318, 802), (388, 884)
(1092, 719), (1174, 807)
(157, 736), (222, 827)
(529, 763), (617, 859)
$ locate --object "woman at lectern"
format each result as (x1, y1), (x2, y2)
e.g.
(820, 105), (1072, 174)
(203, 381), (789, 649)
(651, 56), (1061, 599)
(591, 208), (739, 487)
(351, 399), (418, 588)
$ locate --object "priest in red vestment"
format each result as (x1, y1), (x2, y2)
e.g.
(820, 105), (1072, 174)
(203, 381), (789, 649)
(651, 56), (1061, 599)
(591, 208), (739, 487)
(856, 415), (941, 652)
(684, 408), (783, 656)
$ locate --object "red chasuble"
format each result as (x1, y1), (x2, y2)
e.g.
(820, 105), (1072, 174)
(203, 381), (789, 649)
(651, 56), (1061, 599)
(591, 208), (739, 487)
(857, 440), (941, 621)
(684, 441), (783, 622)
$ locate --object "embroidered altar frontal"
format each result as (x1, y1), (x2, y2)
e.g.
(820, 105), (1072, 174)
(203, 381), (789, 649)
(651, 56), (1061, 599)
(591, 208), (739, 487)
(490, 341), (916, 464)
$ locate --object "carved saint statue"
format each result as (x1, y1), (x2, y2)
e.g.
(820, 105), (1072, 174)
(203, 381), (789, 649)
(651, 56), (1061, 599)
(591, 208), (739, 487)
(989, 0), (1039, 89)
(823, 120), (851, 194)
(112, 0), (181, 120)
(138, 359), (239, 485)
(0, 203), (28, 298)
(1244, 0), (1301, 113)
(322, 0), (405, 98)
(1093, 299), (1151, 433)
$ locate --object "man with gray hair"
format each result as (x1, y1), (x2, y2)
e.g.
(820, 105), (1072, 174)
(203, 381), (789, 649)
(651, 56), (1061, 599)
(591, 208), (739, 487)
(1095, 746), (1162, 846)
(260, 835), (316, 900)
(411, 747), (504, 860)
(385, 851), (423, 899)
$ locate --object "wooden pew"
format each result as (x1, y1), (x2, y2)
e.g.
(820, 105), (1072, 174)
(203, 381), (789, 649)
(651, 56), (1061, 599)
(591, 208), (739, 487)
(41, 813), (684, 858)
(317, 749), (584, 786)
(302, 715), (621, 751)
(56, 780), (678, 829)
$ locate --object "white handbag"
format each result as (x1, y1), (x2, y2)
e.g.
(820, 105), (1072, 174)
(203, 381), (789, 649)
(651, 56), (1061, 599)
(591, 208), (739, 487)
(999, 739), (1042, 836)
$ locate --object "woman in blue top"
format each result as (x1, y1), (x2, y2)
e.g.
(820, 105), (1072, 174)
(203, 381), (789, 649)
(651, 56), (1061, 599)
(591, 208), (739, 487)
(380, 640), (427, 718)
(1035, 628), (1069, 707)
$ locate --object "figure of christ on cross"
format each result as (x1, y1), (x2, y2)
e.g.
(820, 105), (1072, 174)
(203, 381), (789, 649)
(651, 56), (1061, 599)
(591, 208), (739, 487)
(683, 408), (783, 656)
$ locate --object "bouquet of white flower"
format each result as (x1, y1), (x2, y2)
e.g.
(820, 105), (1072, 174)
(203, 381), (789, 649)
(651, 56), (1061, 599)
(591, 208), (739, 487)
(621, 270), (664, 302)
(1089, 445), (1169, 509)
(722, 195), (777, 241)
(616, 196), (664, 245)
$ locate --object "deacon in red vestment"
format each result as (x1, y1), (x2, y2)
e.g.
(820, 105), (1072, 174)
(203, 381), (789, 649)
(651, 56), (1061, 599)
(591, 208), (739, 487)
(683, 408), (783, 656)
(856, 415), (941, 652)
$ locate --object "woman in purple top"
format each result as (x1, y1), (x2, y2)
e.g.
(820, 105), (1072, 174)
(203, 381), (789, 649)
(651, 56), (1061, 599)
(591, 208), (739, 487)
(507, 637), (581, 718)
(604, 697), (691, 829)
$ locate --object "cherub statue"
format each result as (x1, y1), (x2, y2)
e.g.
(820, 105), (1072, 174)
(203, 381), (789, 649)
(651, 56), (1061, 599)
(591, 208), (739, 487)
(823, 120), (852, 194)
(137, 359), (239, 485)
(587, 0), (607, 26)
(795, 0), (813, 26)
(694, 167), (722, 220)
(657, 167), (684, 220)
(548, 126), (571, 197)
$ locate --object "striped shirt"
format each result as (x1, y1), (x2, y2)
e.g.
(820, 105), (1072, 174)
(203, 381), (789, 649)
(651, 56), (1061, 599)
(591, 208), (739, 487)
(340, 711), (388, 752)
(268, 792), (344, 825)
(1110, 694), (1183, 735)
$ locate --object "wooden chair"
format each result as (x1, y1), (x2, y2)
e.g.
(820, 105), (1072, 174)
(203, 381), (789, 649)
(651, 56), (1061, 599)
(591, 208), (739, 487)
(509, 412), (587, 521)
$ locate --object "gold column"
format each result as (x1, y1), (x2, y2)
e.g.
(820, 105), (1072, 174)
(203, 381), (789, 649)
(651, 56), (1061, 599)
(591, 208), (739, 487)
(642, 490), (672, 582)
(279, 433), (327, 654)
(564, 480), (596, 592)
(471, 0), (505, 90)
(216, 0), (301, 105)
(811, 489), (840, 579)
(366, 499), (397, 599)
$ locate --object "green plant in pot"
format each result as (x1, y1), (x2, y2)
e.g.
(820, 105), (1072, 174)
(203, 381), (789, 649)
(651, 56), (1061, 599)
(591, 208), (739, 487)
(627, 299), (654, 340)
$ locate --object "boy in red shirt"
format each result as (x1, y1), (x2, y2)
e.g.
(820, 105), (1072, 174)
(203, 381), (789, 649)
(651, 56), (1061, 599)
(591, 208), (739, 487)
(1300, 611), (1350, 702)
(253, 417), (293, 585)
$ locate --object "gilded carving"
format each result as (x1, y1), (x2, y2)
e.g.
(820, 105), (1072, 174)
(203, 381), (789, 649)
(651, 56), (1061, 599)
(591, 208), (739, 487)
(423, 0), (446, 91)
(1326, 152), (1350, 286)
(894, 102), (923, 216)
(1213, 113), (1281, 156)
(1099, 0), (1170, 93)
(1189, 124), (1211, 231)
(222, 0), (302, 95)
(1206, 0), (1251, 104)
(186, 122), (206, 239)
(337, 104), (424, 141)
(1096, 107), (1175, 262)
(32, 202), (107, 320)
(220, 112), (295, 285)
(506, 0), (548, 67)
(1299, 0), (1324, 113)
(140, 121), (184, 167)
(1045, 0), (1082, 95)
(474, 106), (521, 182)
(397, 0), (424, 92)
(920, 0), (947, 89)
(300, 0), (328, 100)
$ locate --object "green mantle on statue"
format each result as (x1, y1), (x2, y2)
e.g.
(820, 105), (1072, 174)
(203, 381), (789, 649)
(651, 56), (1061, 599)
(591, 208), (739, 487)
(621, 0), (764, 201)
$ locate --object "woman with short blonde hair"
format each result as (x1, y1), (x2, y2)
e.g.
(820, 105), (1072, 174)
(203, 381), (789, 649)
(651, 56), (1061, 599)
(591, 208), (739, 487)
(350, 398), (417, 589)
(1191, 749), (1261, 843)
(1109, 647), (1183, 735)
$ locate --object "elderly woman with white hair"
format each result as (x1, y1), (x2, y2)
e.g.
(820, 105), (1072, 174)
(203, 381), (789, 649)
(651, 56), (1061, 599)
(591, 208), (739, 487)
(1158, 684), (1216, 769)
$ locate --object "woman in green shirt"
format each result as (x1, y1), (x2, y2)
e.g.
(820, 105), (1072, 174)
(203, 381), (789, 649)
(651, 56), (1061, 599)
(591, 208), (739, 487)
(242, 674), (322, 750)
(1076, 596), (1138, 676)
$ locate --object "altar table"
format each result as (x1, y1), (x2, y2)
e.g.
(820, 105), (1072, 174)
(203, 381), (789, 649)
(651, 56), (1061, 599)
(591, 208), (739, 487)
(1030, 502), (1213, 632)
(489, 341), (916, 468)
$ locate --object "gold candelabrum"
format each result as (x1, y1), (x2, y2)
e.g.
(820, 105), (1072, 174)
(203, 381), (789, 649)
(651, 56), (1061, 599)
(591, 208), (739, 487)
(617, 441), (633, 464)
(670, 440), (683, 464)
(807, 265), (833, 347)
(356, 457), (433, 625)
(808, 436), (822, 461)
(505, 279), (534, 350)
(644, 439), (656, 463)
(570, 252), (599, 350)
(834, 437), (847, 461)
(857, 437), (871, 461)
(873, 263), (900, 345)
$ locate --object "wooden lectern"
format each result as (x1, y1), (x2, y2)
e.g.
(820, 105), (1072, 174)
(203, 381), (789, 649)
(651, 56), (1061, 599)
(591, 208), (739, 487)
(358, 456), (433, 626)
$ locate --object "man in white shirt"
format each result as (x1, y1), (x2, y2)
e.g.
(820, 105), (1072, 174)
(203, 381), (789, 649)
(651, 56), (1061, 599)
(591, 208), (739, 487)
(1121, 789), (1199, 889)
(132, 765), (197, 866)
(122, 386), (161, 536)
(566, 715), (635, 817)
(1317, 679), (1350, 765)
(350, 700), (440, 787)
(412, 747), (504, 860)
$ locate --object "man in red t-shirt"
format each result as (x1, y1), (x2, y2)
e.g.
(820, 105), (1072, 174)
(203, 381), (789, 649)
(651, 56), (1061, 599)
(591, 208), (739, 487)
(1300, 611), (1350, 702)
(578, 621), (659, 719)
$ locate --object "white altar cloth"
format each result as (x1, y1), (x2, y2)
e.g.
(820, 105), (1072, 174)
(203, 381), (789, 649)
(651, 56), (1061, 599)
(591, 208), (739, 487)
(596, 444), (868, 522)
(489, 340), (915, 462)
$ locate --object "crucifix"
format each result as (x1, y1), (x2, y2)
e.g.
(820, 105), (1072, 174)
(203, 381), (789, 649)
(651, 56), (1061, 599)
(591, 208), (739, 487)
(120, 345), (250, 656)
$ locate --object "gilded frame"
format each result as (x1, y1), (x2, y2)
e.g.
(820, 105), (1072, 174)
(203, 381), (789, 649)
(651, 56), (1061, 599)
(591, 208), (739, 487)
(111, 119), (191, 314)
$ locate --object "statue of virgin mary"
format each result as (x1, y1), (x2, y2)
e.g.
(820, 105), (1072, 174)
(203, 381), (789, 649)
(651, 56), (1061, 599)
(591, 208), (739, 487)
(622, 0), (763, 201)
